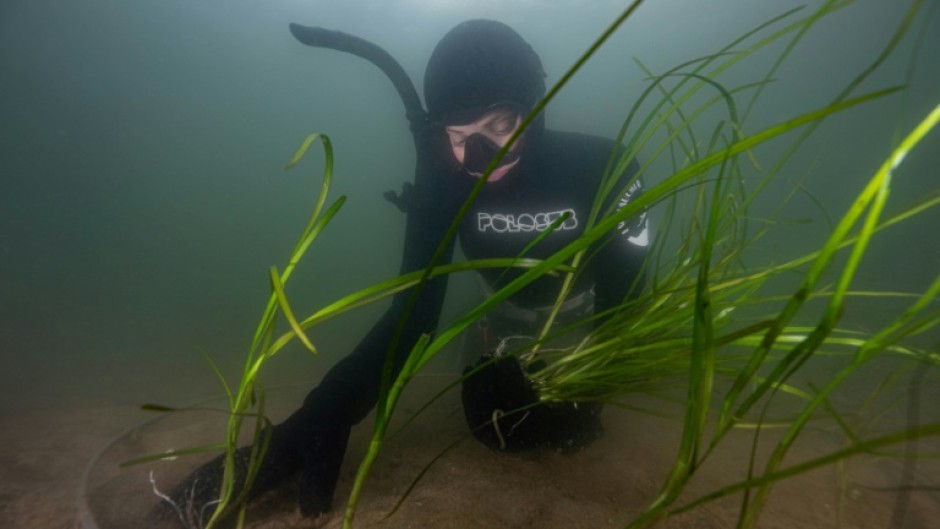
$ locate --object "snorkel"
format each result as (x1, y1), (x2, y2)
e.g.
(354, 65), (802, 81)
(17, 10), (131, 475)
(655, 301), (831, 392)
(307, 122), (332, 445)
(288, 20), (546, 184)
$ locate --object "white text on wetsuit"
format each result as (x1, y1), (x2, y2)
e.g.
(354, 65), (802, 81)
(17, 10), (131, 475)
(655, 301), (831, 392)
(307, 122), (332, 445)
(477, 209), (579, 233)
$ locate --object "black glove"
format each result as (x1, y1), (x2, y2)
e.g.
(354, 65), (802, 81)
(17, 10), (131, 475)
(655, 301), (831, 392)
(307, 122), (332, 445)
(150, 381), (353, 527)
(461, 354), (604, 453)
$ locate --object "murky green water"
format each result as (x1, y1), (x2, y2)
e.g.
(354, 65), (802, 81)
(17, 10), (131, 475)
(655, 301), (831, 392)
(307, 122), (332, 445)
(1, 1), (937, 527)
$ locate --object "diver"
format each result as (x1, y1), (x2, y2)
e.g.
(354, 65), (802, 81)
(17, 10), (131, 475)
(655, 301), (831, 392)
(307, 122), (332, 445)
(162, 18), (649, 522)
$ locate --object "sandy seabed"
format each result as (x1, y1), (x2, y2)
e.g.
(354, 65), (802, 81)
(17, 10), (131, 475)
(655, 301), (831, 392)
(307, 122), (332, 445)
(3, 375), (938, 529)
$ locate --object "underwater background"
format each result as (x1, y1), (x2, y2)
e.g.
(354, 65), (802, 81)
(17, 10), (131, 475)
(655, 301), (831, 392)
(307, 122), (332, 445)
(0, 1), (938, 527)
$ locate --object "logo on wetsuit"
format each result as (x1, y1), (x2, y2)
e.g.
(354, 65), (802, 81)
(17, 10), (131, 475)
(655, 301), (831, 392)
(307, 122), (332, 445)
(477, 209), (579, 233)
(616, 180), (650, 247)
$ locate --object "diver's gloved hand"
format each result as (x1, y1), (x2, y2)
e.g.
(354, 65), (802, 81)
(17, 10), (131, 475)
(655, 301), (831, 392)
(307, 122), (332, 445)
(150, 382), (353, 527)
(461, 353), (541, 452)
(461, 354), (603, 453)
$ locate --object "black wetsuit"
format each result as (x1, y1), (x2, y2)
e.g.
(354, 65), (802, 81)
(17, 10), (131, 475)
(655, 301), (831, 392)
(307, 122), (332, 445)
(319, 126), (648, 426)
(261, 123), (650, 514)
(165, 19), (649, 521)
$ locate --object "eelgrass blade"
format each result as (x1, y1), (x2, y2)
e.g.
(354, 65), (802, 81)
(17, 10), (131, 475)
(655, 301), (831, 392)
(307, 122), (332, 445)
(343, 334), (431, 529)
(815, 385), (865, 446)
(119, 443), (229, 467)
(711, 189), (940, 293)
(228, 389), (273, 519)
(261, 258), (570, 361)
(671, 422), (940, 517)
(688, 147), (733, 464)
(608, 0), (852, 228)
(364, 75), (896, 527)
(248, 133), (335, 360)
(382, 432), (469, 520)
(200, 132), (337, 529)
(368, 0), (653, 423)
(179, 3), (939, 527)
(491, 210), (572, 288)
(740, 0), (841, 122)
(737, 102), (940, 528)
(740, 0), (923, 215)
(717, 91), (918, 435)
(198, 348), (234, 407)
(269, 265), (317, 355)
(345, 3), (653, 526)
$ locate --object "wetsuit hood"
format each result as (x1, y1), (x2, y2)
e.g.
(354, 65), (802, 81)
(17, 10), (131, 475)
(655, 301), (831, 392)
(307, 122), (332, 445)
(424, 20), (546, 128)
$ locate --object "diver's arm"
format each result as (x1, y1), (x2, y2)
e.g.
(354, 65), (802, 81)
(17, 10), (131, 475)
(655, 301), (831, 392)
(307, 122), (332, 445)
(160, 24), (453, 523)
(161, 170), (459, 522)
(279, 139), (458, 514)
(315, 121), (458, 420)
(312, 189), (457, 424)
(281, 249), (453, 515)
(234, 263), (452, 516)
(592, 160), (650, 319)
